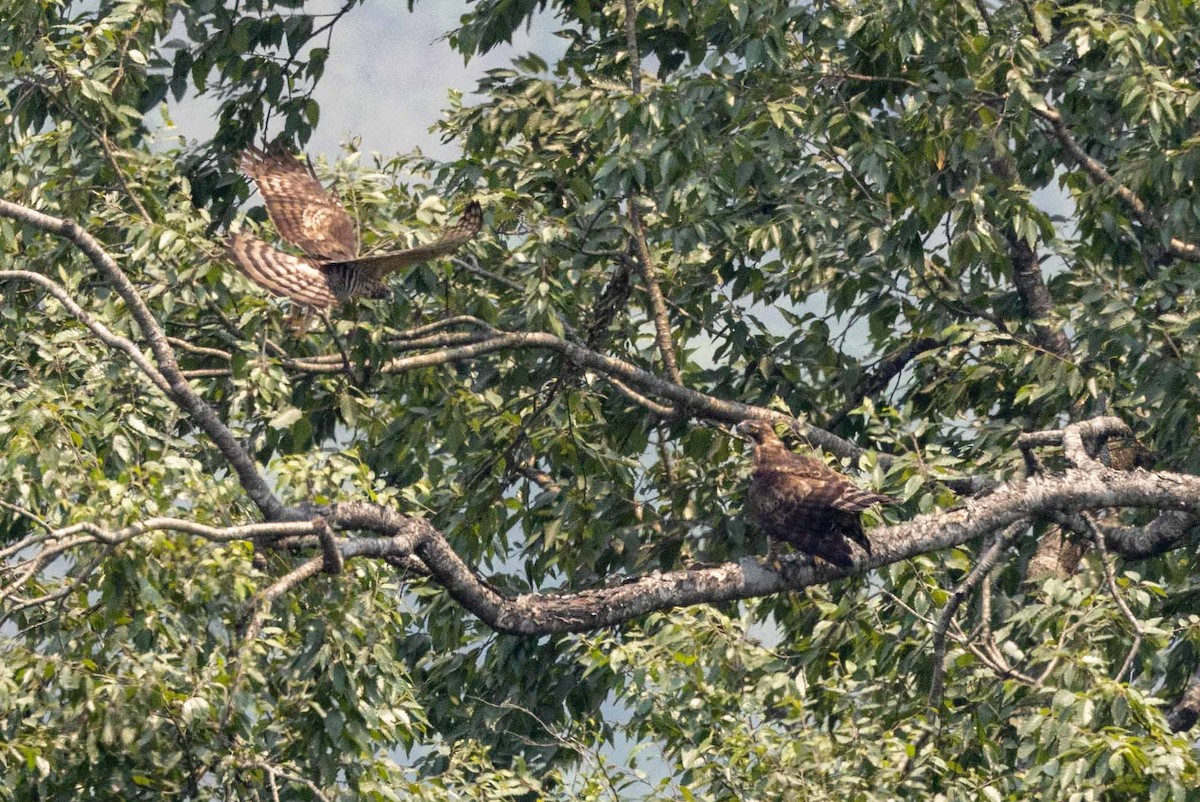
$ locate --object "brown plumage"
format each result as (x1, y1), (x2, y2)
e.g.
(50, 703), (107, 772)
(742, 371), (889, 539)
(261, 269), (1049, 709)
(227, 146), (482, 309)
(734, 420), (896, 568)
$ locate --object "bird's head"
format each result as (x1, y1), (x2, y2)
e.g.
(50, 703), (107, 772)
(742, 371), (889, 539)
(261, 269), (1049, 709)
(731, 419), (784, 446)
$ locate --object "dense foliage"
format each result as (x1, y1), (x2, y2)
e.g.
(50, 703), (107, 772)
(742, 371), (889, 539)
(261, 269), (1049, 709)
(2, 0), (1200, 799)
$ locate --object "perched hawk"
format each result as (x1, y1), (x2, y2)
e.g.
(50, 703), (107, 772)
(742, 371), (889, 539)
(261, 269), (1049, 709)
(733, 420), (896, 568)
(227, 146), (482, 309)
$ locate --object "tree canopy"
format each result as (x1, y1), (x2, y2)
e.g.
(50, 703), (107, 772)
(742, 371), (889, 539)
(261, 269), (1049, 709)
(3, 0), (1200, 799)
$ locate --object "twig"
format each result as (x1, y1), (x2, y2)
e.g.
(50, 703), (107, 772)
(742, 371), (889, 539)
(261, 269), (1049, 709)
(320, 310), (365, 387)
(167, 336), (232, 360)
(240, 555), (327, 642)
(450, 255), (523, 293)
(608, 376), (675, 416)
(392, 313), (498, 339)
(241, 761), (334, 802)
(1033, 106), (1198, 261)
(1079, 514), (1143, 680)
(449, 256), (581, 341)
(929, 521), (1024, 707)
(222, 553), (329, 728)
(3, 548), (109, 619)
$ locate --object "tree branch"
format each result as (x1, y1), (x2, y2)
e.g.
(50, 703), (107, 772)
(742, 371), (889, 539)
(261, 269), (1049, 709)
(1005, 228), (1073, 358)
(7, 422), (1199, 636)
(827, 336), (941, 429)
(621, 0), (681, 385)
(1, 516), (320, 614)
(0, 198), (290, 520)
(1085, 514), (1142, 681)
(0, 269), (173, 395)
(1034, 106), (1199, 261)
(627, 200), (682, 385)
(1166, 664), (1200, 733)
(319, 461), (1200, 635)
(368, 329), (867, 458)
(1103, 511), (1198, 559)
(988, 156), (1072, 359)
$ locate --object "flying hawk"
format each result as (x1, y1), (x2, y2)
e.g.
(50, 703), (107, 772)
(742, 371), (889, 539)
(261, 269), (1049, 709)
(733, 420), (896, 568)
(227, 146), (482, 309)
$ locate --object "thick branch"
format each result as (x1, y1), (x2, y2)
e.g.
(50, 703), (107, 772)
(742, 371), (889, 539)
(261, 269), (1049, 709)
(9, 447), (1198, 636)
(323, 466), (1200, 635)
(0, 198), (289, 519)
(622, 0), (642, 95)
(1005, 229), (1072, 359)
(1016, 417), (1134, 468)
(1103, 511), (1198, 559)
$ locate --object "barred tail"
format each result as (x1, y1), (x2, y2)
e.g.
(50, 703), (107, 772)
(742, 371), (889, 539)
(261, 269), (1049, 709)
(833, 485), (897, 513)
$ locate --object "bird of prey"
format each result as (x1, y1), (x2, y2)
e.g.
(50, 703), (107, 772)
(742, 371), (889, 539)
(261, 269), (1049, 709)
(227, 146), (482, 309)
(733, 419), (896, 568)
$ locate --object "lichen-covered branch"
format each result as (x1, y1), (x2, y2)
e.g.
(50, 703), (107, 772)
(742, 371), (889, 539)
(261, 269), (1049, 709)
(6, 423), (1199, 638)
(317, 462), (1200, 635)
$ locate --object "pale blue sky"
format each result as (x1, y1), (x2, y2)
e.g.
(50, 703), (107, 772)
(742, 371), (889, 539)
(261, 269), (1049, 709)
(164, 1), (563, 161)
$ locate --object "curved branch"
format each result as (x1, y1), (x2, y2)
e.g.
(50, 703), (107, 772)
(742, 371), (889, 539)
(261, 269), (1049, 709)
(0, 269), (173, 395)
(827, 336), (941, 429)
(0, 198), (289, 519)
(322, 466), (1200, 635)
(372, 330), (868, 460)
(1016, 417), (1134, 468)
(1, 516), (321, 608)
(1167, 664), (1200, 733)
(9, 457), (1198, 636)
(1103, 511), (1198, 559)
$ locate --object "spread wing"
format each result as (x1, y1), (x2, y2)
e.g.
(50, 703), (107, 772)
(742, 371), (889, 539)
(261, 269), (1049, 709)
(226, 233), (339, 309)
(327, 201), (483, 279)
(240, 146), (358, 261)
